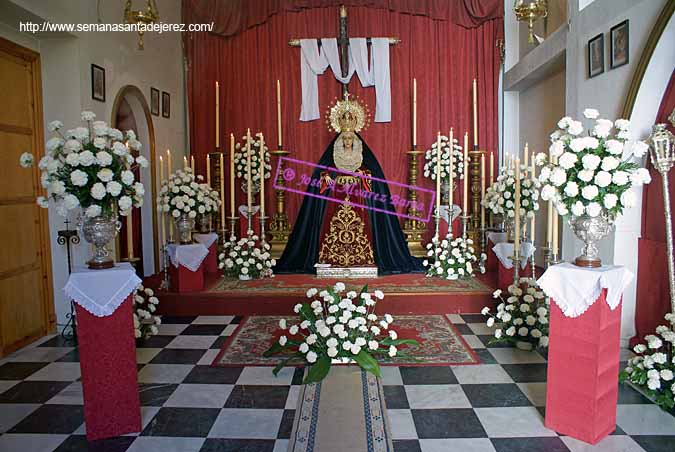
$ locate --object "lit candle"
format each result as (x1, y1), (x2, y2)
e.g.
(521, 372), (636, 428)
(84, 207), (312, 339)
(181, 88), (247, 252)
(277, 80), (282, 148)
(472, 78), (478, 147)
(246, 129), (252, 214)
(435, 132), (442, 219)
(230, 133), (235, 218)
(514, 157), (521, 252)
(552, 154), (559, 256)
(166, 151), (174, 242)
(167, 149), (172, 174)
(448, 128), (454, 212)
(481, 153), (485, 230)
(206, 154), (211, 185)
(523, 142), (529, 172)
(463, 132), (469, 215)
(259, 132), (265, 216)
(412, 78), (417, 147)
(183, 156), (188, 169)
(547, 143), (553, 247)
(530, 149), (536, 245)
(219, 152), (225, 229)
(191, 155), (195, 173)
(159, 155), (165, 249)
(489, 151), (494, 184)
(215, 81), (220, 148)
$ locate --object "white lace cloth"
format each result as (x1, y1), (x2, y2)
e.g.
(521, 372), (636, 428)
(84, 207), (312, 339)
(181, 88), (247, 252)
(537, 263), (634, 318)
(64, 262), (141, 317)
(194, 233), (219, 249)
(167, 244), (209, 272)
(492, 242), (535, 269)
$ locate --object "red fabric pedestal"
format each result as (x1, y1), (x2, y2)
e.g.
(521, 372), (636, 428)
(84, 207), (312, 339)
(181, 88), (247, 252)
(169, 263), (205, 293)
(75, 296), (141, 441)
(497, 261), (532, 289)
(545, 289), (622, 445)
(205, 243), (219, 274)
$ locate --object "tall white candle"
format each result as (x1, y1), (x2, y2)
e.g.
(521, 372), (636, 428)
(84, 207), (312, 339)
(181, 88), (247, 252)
(514, 157), (521, 251)
(530, 149), (536, 245)
(246, 129), (252, 214)
(259, 132), (265, 216)
(472, 78), (478, 147)
(159, 155), (165, 249)
(435, 132), (441, 217)
(230, 134), (235, 218)
(463, 132), (469, 215)
(412, 78), (417, 147)
(449, 128), (454, 213)
(215, 81), (220, 148)
(206, 154), (211, 185)
(219, 152), (225, 228)
(277, 80), (282, 148)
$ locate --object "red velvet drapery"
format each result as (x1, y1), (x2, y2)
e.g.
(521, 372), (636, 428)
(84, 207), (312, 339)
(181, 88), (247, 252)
(183, 0), (503, 37)
(183, 5), (503, 232)
(632, 68), (675, 347)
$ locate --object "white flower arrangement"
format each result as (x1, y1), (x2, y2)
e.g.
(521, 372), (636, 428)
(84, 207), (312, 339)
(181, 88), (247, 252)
(132, 285), (161, 340)
(482, 165), (541, 219)
(264, 283), (418, 383)
(423, 236), (485, 279)
(20, 111), (146, 218)
(218, 235), (276, 279)
(157, 168), (220, 219)
(538, 109), (651, 218)
(234, 134), (272, 185)
(482, 278), (549, 349)
(621, 313), (675, 412)
(423, 135), (465, 182)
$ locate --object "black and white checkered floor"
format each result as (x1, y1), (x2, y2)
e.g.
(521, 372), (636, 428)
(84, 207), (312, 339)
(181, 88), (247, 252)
(0, 314), (674, 452)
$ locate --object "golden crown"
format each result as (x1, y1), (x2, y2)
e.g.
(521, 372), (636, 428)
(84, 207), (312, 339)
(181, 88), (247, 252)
(325, 92), (370, 133)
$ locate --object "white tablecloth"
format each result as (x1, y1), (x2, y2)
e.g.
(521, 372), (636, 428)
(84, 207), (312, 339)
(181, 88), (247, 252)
(492, 242), (535, 269)
(194, 233), (219, 249)
(537, 262), (634, 318)
(64, 262), (141, 317)
(167, 243), (209, 272)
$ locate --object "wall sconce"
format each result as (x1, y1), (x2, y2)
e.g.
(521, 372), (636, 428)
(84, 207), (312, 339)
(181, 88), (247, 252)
(514, 0), (548, 44)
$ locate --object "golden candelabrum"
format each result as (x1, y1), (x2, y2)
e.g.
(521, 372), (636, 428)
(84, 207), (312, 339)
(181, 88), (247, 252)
(469, 148), (486, 254)
(269, 148), (292, 259)
(208, 152), (225, 234)
(403, 146), (427, 257)
(124, 0), (159, 50)
(513, 0), (548, 44)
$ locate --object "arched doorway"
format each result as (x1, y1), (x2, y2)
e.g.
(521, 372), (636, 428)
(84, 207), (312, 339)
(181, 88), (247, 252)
(111, 85), (159, 276)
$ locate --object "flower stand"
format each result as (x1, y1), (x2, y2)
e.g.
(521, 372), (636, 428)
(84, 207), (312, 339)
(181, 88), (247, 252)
(167, 243), (209, 293)
(194, 232), (219, 274)
(63, 263), (142, 441)
(538, 263), (633, 444)
(492, 241), (534, 288)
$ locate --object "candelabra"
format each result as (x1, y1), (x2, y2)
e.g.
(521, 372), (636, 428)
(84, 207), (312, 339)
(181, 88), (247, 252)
(469, 149), (484, 252)
(259, 214), (268, 246)
(269, 148), (291, 258)
(510, 244), (522, 284)
(460, 214), (470, 239)
(648, 123), (675, 314)
(433, 209), (441, 239)
(57, 220), (80, 341)
(159, 242), (171, 290)
(513, 0), (548, 44)
(228, 216), (239, 242)
(530, 241), (537, 279)
(403, 146), (427, 256)
(544, 242), (553, 268)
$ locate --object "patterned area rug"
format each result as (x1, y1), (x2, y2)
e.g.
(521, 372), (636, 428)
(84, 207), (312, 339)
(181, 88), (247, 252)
(212, 315), (479, 367)
(289, 367), (393, 452)
(208, 273), (491, 296)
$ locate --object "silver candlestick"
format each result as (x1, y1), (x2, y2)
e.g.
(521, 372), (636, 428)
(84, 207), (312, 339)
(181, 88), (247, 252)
(460, 214), (470, 239)
(159, 242), (171, 290)
(510, 244), (521, 285)
(648, 123), (675, 314)
(434, 209), (441, 240)
(530, 241), (537, 279)
(259, 214), (268, 245)
(227, 216), (238, 242)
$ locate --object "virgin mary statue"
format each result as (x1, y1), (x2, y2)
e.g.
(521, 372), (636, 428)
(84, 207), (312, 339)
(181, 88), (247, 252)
(276, 94), (422, 275)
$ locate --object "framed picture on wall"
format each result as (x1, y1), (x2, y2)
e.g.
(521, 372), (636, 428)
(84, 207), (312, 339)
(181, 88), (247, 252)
(162, 91), (170, 118)
(588, 33), (604, 78)
(150, 87), (160, 116)
(91, 64), (105, 102)
(610, 20), (629, 69)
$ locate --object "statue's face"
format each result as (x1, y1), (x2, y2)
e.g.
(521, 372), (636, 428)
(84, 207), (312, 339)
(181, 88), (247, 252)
(343, 133), (354, 150)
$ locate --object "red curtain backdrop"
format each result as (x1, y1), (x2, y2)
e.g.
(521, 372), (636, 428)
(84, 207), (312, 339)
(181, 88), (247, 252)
(183, 4), (503, 234)
(632, 68), (675, 347)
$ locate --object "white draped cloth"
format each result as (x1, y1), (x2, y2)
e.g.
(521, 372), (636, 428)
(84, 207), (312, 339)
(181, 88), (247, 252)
(193, 233), (219, 249)
(537, 263), (634, 318)
(64, 262), (141, 317)
(492, 242), (535, 269)
(300, 37), (391, 122)
(487, 232), (508, 246)
(167, 243), (209, 272)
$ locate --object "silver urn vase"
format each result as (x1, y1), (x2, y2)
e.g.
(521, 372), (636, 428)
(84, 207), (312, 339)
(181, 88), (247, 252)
(175, 213), (195, 244)
(80, 214), (121, 269)
(441, 180), (457, 204)
(198, 213), (212, 233)
(569, 212), (615, 268)
(241, 179), (261, 196)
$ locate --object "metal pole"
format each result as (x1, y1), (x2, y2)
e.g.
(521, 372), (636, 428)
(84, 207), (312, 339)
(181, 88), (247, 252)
(660, 172), (675, 314)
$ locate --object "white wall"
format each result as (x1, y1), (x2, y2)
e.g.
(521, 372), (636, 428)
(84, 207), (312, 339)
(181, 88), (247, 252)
(0, 0), (187, 327)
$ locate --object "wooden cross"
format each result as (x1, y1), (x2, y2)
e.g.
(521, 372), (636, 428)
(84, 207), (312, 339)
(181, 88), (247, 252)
(289, 5), (400, 96)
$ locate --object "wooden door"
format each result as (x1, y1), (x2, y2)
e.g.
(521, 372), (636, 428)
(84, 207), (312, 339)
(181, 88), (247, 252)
(0, 37), (54, 356)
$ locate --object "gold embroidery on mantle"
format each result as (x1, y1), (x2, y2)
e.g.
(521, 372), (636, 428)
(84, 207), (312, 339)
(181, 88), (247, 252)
(319, 201), (375, 267)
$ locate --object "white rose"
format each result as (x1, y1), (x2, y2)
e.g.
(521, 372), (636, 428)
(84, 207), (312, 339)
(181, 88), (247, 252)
(327, 347), (338, 357)
(90, 182), (107, 200)
(605, 140), (623, 155)
(571, 201), (585, 216)
(549, 140), (565, 157)
(63, 194), (79, 210)
(581, 154), (601, 171)
(118, 196), (133, 211)
(593, 119), (613, 138)
(121, 170), (135, 186)
(586, 202), (602, 217)
(631, 141), (649, 158)
(107, 181), (122, 197)
(603, 194), (618, 209)
(578, 170), (594, 182)
(569, 138), (586, 153)
(96, 151), (112, 166)
(621, 190), (637, 208)
(583, 108), (599, 119)
(594, 171), (612, 188)
(631, 168), (651, 186)
(65, 152), (80, 167)
(583, 137), (599, 150)
(136, 156), (149, 168)
(558, 152), (578, 170)
(612, 171), (630, 186)
(78, 150), (95, 166)
(549, 168), (567, 187)
(306, 351), (317, 363)
(601, 156), (620, 171)
(85, 204), (102, 217)
(93, 137), (107, 149)
(581, 185), (598, 200)
(564, 181), (579, 197)
(112, 141), (128, 156)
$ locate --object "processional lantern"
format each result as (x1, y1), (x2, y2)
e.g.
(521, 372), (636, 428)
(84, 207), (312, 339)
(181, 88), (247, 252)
(124, 0), (159, 50)
(513, 0), (548, 44)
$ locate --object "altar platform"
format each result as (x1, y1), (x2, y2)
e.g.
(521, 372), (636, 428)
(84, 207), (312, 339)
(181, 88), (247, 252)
(149, 272), (497, 316)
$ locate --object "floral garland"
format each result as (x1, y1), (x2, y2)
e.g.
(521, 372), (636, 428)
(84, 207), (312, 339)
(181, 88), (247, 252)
(132, 285), (161, 340)
(538, 109), (651, 218)
(423, 135), (465, 182)
(482, 165), (541, 219)
(157, 168), (220, 220)
(482, 278), (549, 349)
(219, 235), (276, 279)
(264, 283), (418, 383)
(234, 134), (272, 185)
(20, 111), (146, 218)
(621, 313), (675, 412)
(423, 236), (485, 279)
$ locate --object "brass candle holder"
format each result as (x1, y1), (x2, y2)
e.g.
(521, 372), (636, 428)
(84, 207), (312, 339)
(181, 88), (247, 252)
(269, 147), (291, 258)
(403, 146), (427, 256)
